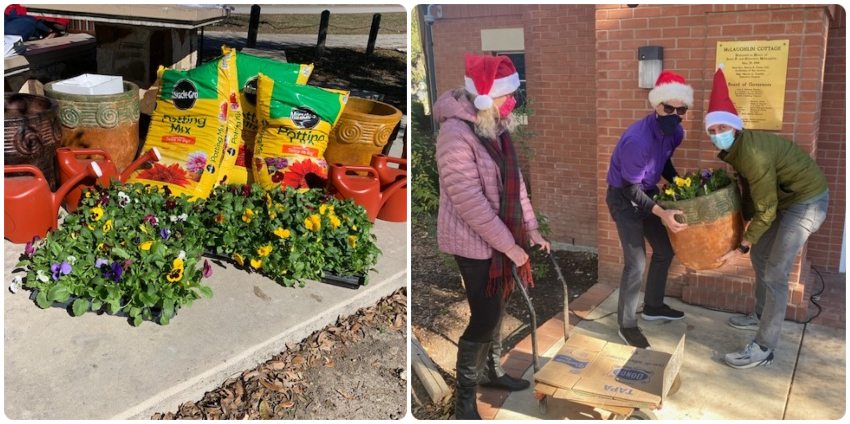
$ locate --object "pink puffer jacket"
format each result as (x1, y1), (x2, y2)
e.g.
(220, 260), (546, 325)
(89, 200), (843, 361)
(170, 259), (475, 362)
(435, 89), (539, 259)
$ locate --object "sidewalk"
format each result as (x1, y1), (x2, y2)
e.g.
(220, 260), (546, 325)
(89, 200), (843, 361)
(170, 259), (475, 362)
(3, 219), (406, 419)
(479, 273), (846, 420)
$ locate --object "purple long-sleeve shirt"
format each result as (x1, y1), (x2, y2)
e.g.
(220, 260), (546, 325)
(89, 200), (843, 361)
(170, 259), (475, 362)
(607, 113), (683, 192)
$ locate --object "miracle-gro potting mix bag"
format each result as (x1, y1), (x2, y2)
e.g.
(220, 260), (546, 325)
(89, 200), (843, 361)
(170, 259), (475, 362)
(253, 73), (348, 190)
(130, 50), (242, 200)
(223, 46), (314, 186)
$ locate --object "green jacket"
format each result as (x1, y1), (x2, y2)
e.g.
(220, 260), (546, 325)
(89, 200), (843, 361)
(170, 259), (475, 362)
(719, 129), (828, 245)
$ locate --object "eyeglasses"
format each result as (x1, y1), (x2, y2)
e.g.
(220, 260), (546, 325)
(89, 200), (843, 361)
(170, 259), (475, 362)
(661, 103), (689, 116)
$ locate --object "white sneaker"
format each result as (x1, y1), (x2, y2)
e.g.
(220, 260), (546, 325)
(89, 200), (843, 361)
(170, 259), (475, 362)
(728, 313), (759, 331)
(725, 340), (774, 369)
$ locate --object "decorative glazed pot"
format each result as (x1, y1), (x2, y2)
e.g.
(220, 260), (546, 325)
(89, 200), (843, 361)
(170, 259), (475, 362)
(4, 93), (62, 190)
(44, 81), (141, 171)
(325, 97), (402, 167)
(657, 183), (744, 270)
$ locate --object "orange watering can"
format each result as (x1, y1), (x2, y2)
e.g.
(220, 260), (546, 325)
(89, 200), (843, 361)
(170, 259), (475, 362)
(5, 162), (103, 244)
(327, 163), (405, 222)
(370, 154), (407, 222)
(56, 147), (161, 212)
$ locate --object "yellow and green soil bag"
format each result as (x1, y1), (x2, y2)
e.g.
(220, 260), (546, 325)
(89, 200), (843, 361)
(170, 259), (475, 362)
(223, 45), (314, 185)
(253, 73), (348, 190)
(130, 51), (241, 199)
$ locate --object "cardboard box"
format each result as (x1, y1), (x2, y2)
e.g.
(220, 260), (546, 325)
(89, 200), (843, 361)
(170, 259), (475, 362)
(534, 333), (685, 409)
(51, 74), (123, 95)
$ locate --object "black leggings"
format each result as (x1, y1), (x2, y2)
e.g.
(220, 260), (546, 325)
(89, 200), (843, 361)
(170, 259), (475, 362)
(455, 256), (505, 343)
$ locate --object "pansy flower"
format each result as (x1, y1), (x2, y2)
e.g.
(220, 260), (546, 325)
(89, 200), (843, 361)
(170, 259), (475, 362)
(50, 261), (72, 281)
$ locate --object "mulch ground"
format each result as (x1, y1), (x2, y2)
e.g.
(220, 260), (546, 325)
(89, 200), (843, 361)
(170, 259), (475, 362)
(411, 218), (599, 419)
(153, 288), (407, 420)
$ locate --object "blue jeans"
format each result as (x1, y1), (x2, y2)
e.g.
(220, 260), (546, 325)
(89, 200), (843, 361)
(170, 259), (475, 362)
(752, 190), (829, 350)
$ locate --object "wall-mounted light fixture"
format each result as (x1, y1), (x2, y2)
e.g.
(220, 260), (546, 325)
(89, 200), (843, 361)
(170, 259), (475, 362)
(638, 46), (663, 89)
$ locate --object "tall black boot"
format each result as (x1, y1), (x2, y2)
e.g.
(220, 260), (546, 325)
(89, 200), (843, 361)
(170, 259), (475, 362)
(454, 338), (489, 420)
(480, 315), (530, 391)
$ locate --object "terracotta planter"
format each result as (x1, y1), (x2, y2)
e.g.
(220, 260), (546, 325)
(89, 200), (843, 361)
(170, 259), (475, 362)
(325, 97), (402, 167)
(44, 81), (141, 171)
(657, 183), (744, 270)
(4, 93), (62, 190)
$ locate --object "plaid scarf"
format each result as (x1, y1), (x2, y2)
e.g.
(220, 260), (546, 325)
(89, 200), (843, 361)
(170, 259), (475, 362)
(476, 128), (534, 299)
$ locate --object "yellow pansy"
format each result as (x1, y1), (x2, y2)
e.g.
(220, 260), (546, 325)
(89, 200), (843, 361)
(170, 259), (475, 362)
(87, 223), (96, 231)
(665, 188), (676, 196)
(85, 191), (92, 199)
(319, 204), (329, 215)
(684, 177), (692, 188)
(139, 223), (149, 234)
(329, 214), (341, 229)
(304, 214), (322, 232)
(250, 258), (262, 269)
(274, 228), (291, 239)
(352, 225), (358, 231)
(102, 219), (113, 233)
(257, 244), (273, 257)
(97, 242), (105, 251)
(139, 240), (153, 251)
(172, 258), (184, 270)
(233, 253), (244, 266)
(347, 235), (357, 248)
(242, 208), (254, 223)
(166, 267), (183, 283)
(674, 176), (686, 188)
(90, 206), (104, 221)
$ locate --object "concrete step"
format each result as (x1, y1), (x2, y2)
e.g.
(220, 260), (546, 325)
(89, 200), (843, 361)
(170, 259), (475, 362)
(4, 220), (406, 419)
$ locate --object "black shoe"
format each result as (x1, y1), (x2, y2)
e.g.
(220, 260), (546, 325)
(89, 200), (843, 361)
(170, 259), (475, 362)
(480, 337), (530, 391)
(641, 303), (685, 321)
(455, 339), (489, 420)
(618, 326), (651, 349)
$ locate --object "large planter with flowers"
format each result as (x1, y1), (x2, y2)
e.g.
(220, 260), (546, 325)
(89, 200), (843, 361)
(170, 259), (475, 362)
(656, 169), (744, 270)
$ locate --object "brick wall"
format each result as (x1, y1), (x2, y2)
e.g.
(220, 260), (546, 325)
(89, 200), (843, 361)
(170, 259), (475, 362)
(809, 7), (846, 271)
(523, 5), (598, 247)
(429, 5), (599, 248)
(595, 4), (836, 321)
(426, 4), (845, 320)
(430, 6), (525, 96)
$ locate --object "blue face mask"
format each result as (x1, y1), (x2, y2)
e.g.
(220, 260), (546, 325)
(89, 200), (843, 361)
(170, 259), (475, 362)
(710, 129), (736, 150)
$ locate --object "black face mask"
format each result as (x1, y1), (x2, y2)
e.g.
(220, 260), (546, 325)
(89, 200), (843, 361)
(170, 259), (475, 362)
(657, 114), (682, 136)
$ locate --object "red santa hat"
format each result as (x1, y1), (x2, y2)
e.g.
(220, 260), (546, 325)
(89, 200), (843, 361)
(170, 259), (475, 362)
(464, 53), (520, 110)
(648, 70), (694, 108)
(704, 64), (743, 132)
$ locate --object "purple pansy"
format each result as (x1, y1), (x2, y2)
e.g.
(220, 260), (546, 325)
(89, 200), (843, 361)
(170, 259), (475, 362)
(51, 261), (72, 281)
(202, 259), (213, 278)
(108, 262), (123, 282)
(701, 169), (713, 180)
(95, 258), (109, 268)
(160, 228), (171, 240)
